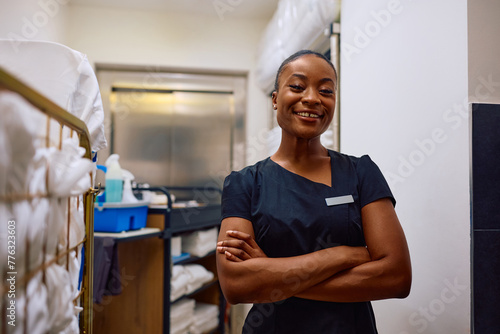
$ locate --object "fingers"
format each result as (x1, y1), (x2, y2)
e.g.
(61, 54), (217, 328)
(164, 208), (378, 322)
(217, 246), (247, 262)
(226, 229), (251, 239)
(226, 230), (261, 249)
(218, 229), (267, 261)
(224, 250), (242, 262)
(218, 234), (253, 254)
(218, 239), (248, 249)
(217, 242), (251, 261)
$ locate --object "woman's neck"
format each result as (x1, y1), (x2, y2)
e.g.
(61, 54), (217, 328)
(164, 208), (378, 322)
(271, 134), (332, 186)
(271, 133), (329, 165)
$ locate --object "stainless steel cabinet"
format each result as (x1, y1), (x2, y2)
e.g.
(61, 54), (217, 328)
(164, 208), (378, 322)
(96, 67), (246, 191)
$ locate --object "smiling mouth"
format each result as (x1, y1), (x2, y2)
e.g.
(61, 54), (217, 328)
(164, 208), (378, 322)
(294, 112), (322, 118)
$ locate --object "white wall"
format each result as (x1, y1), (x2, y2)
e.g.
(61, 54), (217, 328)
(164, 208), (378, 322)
(65, 4), (271, 165)
(340, 1), (470, 333)
(0, 0), (69, 48)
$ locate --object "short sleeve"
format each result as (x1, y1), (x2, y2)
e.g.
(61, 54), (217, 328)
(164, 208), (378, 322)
(356, 155), (396, 208)
(220, 169), (254, 221)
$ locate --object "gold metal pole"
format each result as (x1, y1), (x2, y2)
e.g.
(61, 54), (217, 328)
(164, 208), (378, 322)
(81, 188), (98, 334)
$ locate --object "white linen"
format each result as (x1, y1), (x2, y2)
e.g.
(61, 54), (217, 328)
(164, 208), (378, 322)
(170, 264), (214, 301)
(0, 39), (107, 152)
(181, 227), (218, 257)
(59, 305), (83, 334)
(171, 265), (190, 302)
(184, 264), (214, 293)
(45, 264), (74, 333)
(11, 272), (49, 334)
(189, 302), (219, 334)
(48, 137), (94, 197)
(170, 298), (195, 334)
(0, 63), (98, 332)
(0, 91), (40, 197)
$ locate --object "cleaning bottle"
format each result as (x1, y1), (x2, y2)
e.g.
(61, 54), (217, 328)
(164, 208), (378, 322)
(105, 154), (123, 203)
(121, 169), (138, 203)
(95, 165), (107, 203)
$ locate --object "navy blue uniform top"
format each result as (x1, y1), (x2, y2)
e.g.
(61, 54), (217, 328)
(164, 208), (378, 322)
(221, 150), (395, 334)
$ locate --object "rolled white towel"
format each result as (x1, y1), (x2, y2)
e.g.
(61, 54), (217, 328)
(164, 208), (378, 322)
(12, 272), (49, 334)
(45, 264), (74, 333)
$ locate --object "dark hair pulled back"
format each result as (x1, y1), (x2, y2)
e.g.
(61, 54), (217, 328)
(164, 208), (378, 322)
(273, 50), (337, 92)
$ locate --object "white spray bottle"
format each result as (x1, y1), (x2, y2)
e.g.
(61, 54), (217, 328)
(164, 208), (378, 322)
(105, 154), (123, 203)
(121, 169), (138, 203)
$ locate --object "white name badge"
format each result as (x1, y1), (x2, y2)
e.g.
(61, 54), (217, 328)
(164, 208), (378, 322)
(325, 195), (354, 206)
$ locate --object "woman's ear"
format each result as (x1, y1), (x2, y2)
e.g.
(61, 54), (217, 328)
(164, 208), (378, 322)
(272, 91), (278, 110)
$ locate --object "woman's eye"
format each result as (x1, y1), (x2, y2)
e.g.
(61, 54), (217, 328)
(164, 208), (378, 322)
(289, 85), (304, 90)
(320, 89), (334, 95)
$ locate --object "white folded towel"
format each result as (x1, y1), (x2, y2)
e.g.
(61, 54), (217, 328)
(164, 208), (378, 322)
(171, 264), (214, 301)
(181, 227), (218, 257)
(171, 265), (190, 302)
(170, 299), (195, 334)
(189, 302), (220, 334)
(184, 264), (214, 294)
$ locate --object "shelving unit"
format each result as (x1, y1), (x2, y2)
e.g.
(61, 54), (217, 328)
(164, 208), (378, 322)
(93, 186), (225, 334)
(94, 227), (163, 241)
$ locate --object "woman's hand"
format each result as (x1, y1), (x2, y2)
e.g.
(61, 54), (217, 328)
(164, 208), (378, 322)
(217, 230), (267, 262)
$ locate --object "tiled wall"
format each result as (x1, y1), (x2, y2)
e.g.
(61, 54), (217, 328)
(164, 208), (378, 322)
(471, 103), (500, 333)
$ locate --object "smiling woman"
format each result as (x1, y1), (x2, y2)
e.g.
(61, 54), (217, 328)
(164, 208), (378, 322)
(272, 51), (337, 157)
(216, 49), (412, 333)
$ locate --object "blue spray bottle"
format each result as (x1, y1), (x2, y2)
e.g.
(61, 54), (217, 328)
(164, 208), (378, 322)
(104, 154), (123, 203)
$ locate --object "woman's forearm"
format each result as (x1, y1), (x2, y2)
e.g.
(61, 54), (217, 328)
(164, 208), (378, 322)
(217, 245), (370, 304)
(295, 254), (412, 302)
(293, 198), (412, 303)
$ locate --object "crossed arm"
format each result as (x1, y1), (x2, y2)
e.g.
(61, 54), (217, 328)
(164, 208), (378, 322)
(215, 198), (412, 305)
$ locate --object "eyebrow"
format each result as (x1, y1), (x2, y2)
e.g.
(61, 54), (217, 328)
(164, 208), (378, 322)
(291, 73), (335, 84)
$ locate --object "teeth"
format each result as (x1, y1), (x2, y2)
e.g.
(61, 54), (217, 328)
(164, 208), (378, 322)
(297, 112), (319, 118)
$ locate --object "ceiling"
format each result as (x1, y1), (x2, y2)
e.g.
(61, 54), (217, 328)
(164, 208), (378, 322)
(69, 0), (280, 20)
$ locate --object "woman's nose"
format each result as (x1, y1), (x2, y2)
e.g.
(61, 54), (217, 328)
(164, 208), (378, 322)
(302, 88), (320, 105)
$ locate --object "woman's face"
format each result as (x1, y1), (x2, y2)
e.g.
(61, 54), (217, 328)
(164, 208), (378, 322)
(272, 54), (337, 141)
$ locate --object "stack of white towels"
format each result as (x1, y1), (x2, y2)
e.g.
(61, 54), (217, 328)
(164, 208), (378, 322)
(170, 299), (219, 334)
(190, 302), (220, 334)
(171, 264), (214, 302)
(181, 227), (218, 257)
(170, 299), (195, 334)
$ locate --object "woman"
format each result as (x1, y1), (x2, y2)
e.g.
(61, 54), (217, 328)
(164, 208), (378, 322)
(216, 50), (411, 333)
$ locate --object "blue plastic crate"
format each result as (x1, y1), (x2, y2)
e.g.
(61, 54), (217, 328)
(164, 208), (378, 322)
(94, 202), (149, 232)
